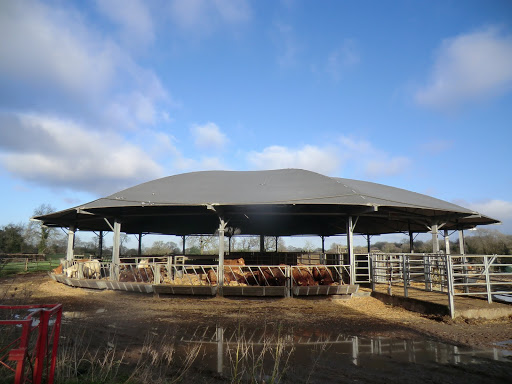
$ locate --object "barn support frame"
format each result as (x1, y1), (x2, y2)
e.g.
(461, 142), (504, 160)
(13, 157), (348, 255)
(347, 216), (357, 285)
(66, 226), (76, 261)
(217, 218), (227, 296)
(444, 229), (451, 255)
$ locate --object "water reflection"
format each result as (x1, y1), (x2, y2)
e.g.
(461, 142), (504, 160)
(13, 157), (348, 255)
(173, 324), (510, 378)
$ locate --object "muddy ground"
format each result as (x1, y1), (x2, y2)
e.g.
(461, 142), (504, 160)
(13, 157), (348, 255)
(1, 273), (511, 383)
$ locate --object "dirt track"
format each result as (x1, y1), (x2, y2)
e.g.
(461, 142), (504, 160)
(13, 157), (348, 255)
(1, 273), (511, 383)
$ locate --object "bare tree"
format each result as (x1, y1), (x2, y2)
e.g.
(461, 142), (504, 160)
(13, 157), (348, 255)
(26, 204), (58, 254)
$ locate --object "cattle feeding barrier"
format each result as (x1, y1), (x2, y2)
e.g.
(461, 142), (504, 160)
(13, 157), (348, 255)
(54, 258), (355, 297)
(369, 253), (512, 318)
(0, 304), (62, 384)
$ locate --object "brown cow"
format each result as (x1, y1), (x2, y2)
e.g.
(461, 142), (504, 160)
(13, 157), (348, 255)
(292, 264), (317, 286)
(312, 266), (335, 285)
(258, 266), (287, 286)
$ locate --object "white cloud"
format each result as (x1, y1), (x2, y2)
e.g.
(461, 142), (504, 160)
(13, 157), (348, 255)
(191, 122), (228, 150)
(465, 200), (512, 222)
(247, 145), (340, 175)
(339, 136), (411, 178)
(416, 27), (512, 110)
(246, 137), (411, 178)
(0, 113), (163, 194)
(169, 0), (250, 34)
(326, 39), (360, 81)
(0, 0), (169, 128)
(96, 0), (154, 48)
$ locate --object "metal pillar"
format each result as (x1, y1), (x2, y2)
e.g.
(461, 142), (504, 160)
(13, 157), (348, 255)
(259, 235), (265, 253)
(367, 234), (371, 253)
(66, 226), (75, 261)
(458, 230), (465, 255)
(218, 219), (227, 296)
(347, 216), (355, 284)
(99, 230), (103, 258)
(409, 231), (414, 253)
(228, 236), (231, 254)
(112, 221), (121, 264)
(138, 232), (142, 256)
(431, 224), (440, 253)
(182, 235), (186, 255)
(444, 229), (451, 255)
(321, 236), (325, 254)
(275, 236), (278, 253)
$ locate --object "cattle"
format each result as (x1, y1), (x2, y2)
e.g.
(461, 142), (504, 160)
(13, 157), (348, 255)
(258, 266), (287, 286)
(292, 264), (318, 286)
(312, 266), (335, 285)
(63, 259), (102, 279)
(119, 265), (155, 282)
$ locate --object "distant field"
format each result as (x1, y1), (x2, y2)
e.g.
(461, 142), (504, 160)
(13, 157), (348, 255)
(0, 254), (63, 276)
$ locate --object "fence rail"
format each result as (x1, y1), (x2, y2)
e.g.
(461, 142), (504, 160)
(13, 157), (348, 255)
(369, 253), (512, 318)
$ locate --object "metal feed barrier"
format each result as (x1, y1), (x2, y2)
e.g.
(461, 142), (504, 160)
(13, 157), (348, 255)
(55, 259), (355, 297)
(369, 253), (512, 318)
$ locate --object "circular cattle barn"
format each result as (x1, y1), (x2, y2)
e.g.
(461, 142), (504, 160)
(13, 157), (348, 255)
(36, 169), (499, 297)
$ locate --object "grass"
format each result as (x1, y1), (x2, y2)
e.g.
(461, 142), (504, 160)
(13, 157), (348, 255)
(0, 255), (62, 277)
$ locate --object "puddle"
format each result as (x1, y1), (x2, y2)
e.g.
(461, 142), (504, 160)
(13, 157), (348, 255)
(151, 324), (511, 381)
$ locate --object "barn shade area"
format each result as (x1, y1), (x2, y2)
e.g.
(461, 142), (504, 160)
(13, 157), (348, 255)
(35, 169), (499, 297)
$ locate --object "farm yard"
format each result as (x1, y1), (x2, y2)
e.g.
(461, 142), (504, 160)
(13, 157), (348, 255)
(1, 272), (511, 383)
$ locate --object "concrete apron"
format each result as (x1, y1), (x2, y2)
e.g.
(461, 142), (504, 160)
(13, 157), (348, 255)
(371, 290), (512, 320)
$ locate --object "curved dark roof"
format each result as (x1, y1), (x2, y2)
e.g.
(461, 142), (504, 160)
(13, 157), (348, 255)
(34, 169), (500, 236)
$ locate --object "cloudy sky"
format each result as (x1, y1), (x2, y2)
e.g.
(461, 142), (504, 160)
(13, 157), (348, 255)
(1, 0), (511, 246)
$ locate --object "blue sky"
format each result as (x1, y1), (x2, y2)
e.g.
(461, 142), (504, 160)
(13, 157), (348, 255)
(1, 0), (511, 249)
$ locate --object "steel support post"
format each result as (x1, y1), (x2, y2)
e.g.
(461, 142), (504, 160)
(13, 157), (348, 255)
(370, 255), (375, 291)
(66, 226), (75, 261)
(138, 233), (142, 256)
(459, 230), (469, 293)
(444, 229), (451, 255)
(182, 235), (186, 255)
(99, 230), (103, 258)
(347, 216), (355, 284)
(367, 234), (371, 254)
(403, 255), (409, 298)
(431, 224), (439, 253)
(484, 256), (493, 303)
(424, 256), (432, 291)
(321, 236), (325, 254)
(112, 221), (121, 280)
(218, 219), (227, 296)
(259, 235), (265, 253)
(409, 231), (414, 253)
(446, 255), (455, 318)
(458, 230), (465, 255)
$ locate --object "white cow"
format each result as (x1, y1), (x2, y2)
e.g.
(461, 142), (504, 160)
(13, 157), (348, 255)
(64, 259), (101, 279)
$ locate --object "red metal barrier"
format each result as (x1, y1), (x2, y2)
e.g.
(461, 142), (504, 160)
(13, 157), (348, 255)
(0, 304), (63, 384)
